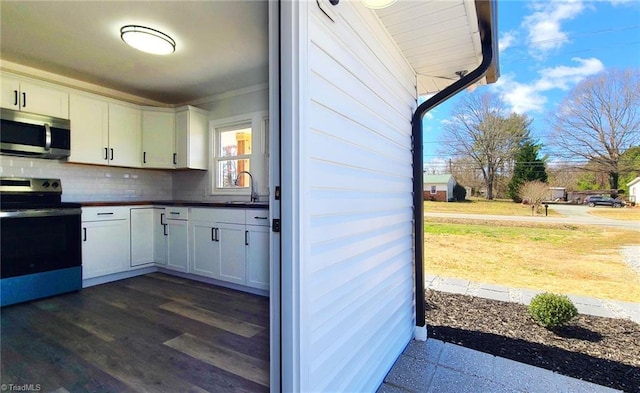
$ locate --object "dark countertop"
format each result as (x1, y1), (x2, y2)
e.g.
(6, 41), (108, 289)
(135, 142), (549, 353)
(79, 200), (269, 209)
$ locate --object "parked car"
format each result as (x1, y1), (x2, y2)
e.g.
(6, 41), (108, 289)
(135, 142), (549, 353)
(584, 195), (625, 208)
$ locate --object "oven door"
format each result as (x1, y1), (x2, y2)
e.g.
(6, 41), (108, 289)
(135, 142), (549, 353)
(0, 208), (82, 306)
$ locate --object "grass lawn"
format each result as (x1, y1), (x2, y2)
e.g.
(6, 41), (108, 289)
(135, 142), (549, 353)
(425, 198), (560, 216)
(587, 207), (640, 221)
(424, 217), (640, 303)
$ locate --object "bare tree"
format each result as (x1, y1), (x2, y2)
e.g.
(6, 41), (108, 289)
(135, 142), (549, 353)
(519, 180), (549, 213)
(548, 69), (640, 189)
(439, 92), (530, 199)
(547, 164), (581, 191)
(450, 156), (484, 196)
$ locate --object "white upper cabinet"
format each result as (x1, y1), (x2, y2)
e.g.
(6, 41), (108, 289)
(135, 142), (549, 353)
(69, 96), (141, 167)
(142, 108), (175, 169)
(108, 103), (142, 167)
(69, 93), (109, 165)
(1, 74), (69, 119)
(175, 106), (208, 170)
(3, 72), (212, 171)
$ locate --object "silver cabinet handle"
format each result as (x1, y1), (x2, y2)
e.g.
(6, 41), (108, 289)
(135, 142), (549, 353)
(44, 124), (52, 150)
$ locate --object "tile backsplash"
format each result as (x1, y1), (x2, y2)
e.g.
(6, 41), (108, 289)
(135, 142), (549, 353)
(0, 156), (172, 202)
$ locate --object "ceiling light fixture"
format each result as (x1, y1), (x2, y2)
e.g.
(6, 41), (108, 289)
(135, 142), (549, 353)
(362, 0), (397, 9)
(120, 25), (175, 55)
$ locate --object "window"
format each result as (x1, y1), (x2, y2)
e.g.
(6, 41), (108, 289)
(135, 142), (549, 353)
(215, 123), (253, 190)
(210, 111), (268, 197)
(430, 185), (437, 194)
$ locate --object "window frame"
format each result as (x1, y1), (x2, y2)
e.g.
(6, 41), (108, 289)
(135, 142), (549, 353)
(430, 185), (437, 194)
(209, 111), (268, 197)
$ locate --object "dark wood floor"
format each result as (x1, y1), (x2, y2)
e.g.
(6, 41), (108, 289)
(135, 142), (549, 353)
(1, 273), (269, 392)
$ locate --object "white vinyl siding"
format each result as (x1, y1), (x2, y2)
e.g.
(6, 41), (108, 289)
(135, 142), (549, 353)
(283, 2), (418, 391)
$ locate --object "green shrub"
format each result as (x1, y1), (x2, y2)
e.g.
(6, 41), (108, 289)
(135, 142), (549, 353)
(528, 293), (578, 329)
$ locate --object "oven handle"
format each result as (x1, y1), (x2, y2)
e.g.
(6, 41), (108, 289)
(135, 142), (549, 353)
(0, 208), (82, 218)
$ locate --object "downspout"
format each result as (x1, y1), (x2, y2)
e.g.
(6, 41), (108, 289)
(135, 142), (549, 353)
(412, 9), (496, 333)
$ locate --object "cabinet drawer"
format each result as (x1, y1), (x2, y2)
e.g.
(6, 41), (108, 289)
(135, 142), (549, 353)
(214, 208), (245, 224)
(165, 207), (189, 220)
(246, 210), (269, 226)
(190, 208), (244, 224)
(82, 206), (129, 221)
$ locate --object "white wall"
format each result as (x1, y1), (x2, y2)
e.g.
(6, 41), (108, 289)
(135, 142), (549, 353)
(0, 156), (172, 202)
(280, 1), (417, 391)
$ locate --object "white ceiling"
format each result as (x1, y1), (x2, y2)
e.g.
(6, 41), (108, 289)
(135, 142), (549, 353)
(0, 1), (269, 105)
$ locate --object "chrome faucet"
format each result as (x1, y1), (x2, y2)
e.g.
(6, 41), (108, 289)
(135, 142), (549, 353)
(236, 170), (258, 203)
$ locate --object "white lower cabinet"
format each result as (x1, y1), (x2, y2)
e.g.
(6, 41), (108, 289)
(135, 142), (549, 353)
(130, 207), (167, 267)
(154, 209), (167, 265)
(130, 208), (154, 266)
(191, 221), (220, 277)
(82, 207), (130, 279)
(246, 224), (270, 290)
(165, 207), (189, 272)
(217, 223), (247, 285)
(190, 208), (269, 289)
(83, 205), (268, 291)
(191, 220), (246, 284)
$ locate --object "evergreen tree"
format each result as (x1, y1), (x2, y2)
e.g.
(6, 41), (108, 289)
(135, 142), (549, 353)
(508, 140), (548, 202)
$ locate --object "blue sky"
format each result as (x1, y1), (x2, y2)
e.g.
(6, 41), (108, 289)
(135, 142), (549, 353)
(422, 0), (640, 172)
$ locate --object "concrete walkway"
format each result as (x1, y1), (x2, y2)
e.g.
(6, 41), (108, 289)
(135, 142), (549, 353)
(376, 277), (638, 392)
(425, 275), (640, 323)
(378, 339), (621, 393)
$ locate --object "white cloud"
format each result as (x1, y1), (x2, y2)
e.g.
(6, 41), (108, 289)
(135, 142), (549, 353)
(491, 57), (605, 114)
(522, 0), (587, 58)
(493, 75), (548, 113)
(537, 57), (605, 90)
(499, 31), (518, 53)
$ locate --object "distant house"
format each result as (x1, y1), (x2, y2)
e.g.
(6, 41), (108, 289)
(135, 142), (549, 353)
(424, 174), (456, 202)
(628, 177), (640, 203)
(549, 187), (566, 201)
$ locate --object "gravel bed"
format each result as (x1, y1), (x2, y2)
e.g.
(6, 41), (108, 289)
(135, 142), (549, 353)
(621, 245), (640, 274)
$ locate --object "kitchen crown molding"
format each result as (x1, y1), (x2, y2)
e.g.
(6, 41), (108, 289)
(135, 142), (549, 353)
(0, 60), (171, 107)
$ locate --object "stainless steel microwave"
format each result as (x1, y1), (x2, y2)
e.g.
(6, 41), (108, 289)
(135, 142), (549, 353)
(0, 108), (71, 159)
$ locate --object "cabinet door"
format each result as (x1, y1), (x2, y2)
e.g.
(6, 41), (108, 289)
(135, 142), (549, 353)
(19, 80), (69, 119)
(108, 103), (141, 167)
(191, 221), (220, 278)
(155, 209), (167, 265)
(217, 223), (246, 285)
(166, 219), (188, 272)
(82, 220), (130, 279)
(69, 94), (109, 165)
(246, 225), (270, 290)
(175, 108), (208, 170)
(142, 110), (175, 168)
(0, 75), (20, 110)
(0, 75), (69, 119)
(130, 208), (155, 267)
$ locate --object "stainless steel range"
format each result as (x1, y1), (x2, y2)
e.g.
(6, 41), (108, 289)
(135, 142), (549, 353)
(0, 177), (82, 306)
